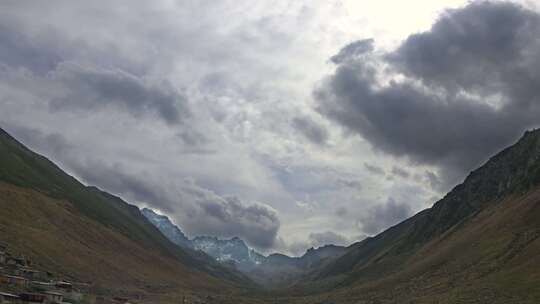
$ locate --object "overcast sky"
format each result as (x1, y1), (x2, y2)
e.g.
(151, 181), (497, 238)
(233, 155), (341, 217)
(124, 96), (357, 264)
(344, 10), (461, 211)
(1, 0), (539, 256)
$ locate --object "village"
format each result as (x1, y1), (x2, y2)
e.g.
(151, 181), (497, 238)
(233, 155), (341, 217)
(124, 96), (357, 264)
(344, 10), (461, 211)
(0, 242), (96, 304)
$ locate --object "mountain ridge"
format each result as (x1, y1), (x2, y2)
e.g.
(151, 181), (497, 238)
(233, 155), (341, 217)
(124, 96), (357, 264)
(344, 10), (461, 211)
(142, 206), (348, 287)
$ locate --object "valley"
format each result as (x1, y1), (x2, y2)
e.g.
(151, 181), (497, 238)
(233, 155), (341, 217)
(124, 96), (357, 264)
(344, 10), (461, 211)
(1, 127), (540, 303)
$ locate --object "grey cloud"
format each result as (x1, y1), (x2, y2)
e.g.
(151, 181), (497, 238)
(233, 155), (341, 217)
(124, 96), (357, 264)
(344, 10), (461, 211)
(330, 38), (374, 64)
(179, 185), (280, 250)
(335, 206), (348, 218)
(308, 231), (350, 247)
(390, 1), (540, 100)
(0, 22), (62, 74)
(317, 1), (540, 190)
(336, 177), (362, 190)
(292, 116), (329, 145)
(50, 63), (190, 125)
(391, 166), (410, 179)
(424, 170), (444, 192)
(359, 197), (412, 235)
(4, 124), (73, 157)
(364, 163), (385, 176)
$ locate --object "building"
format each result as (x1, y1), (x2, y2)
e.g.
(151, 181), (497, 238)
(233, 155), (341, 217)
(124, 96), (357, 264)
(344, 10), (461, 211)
(53, 282), (71, 292)
(18, 293), (45, 303)
(0, 292), (20, 304)
(5, 258), (25, 267)
(43, 292), (62, 304)
(18, 293), (44, 303)
(0, 275), (28, 287)
(28, 282), (54, 292)
(15, 269), (42, 281)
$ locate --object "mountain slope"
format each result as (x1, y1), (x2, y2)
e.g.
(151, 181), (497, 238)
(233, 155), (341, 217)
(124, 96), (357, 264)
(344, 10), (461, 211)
(0, 127), (251, 295)
(142, 208), (191, 248)
(291, 130), (540, 302)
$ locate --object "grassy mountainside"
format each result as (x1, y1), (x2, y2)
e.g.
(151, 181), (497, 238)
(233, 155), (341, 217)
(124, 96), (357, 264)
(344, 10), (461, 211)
(283, 130), (540, 302)
(0, 128), (251, 295)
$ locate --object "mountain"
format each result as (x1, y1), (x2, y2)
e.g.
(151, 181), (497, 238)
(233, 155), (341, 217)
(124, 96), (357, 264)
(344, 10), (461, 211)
(291, 130), (540, 303)
(191, 236), (266, 270)
(249, 245), (347, 288)
(141, 206), (347, 287)
(142, 207), (267, 270)
(0, 127), (252, 297)
(141, 208), (191, 248)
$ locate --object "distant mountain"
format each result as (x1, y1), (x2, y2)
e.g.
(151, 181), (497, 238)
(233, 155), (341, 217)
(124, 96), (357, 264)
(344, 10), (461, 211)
(291, 129), (540, 303)
(141, 206), (347, 286)
(0, 127), (252, 296)
(191, 236), (266, 271)
(141, 208), (267, 270)
(142, 208), (191, 248)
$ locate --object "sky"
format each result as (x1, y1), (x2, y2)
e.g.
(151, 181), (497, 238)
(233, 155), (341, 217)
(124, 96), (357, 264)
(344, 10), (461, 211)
(1, 0), (540, 256)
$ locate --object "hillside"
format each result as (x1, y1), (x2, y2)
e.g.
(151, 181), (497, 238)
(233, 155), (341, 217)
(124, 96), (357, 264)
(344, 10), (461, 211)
(285, 130), (540, 303)
(0, 128), (251, 297)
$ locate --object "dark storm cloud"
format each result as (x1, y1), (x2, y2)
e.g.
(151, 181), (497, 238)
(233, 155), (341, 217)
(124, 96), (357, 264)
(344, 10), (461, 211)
(316, 1), (540, 189)
(292, 116), (329, 145)
(359, 197), (412, 235)
(50, 63), (190, 125)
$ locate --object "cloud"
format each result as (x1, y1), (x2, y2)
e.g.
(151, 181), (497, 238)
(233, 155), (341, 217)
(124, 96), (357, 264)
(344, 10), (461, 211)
(295, 200), (315, 212)
(364, 163), (385, 175)
(308, 231), (350, 247)
(78, 161), (281, 250)
(292, 115), (329, 145)
(336, 177), (362, 190)
(177, 183), (281, 250)
(316, 1), (540, 190)
(330, 38), (374, 64)
(0, 22), (63, 74)
(391, 166), (410, 179)
(49, 63), (190, 125)
(335, 207), (348, 218)
(359, 197), (412, 235)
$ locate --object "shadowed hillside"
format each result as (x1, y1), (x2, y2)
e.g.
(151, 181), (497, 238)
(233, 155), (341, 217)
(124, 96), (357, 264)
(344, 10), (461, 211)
(0, 128), (252, 297)
(282, 130), (540, 303)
